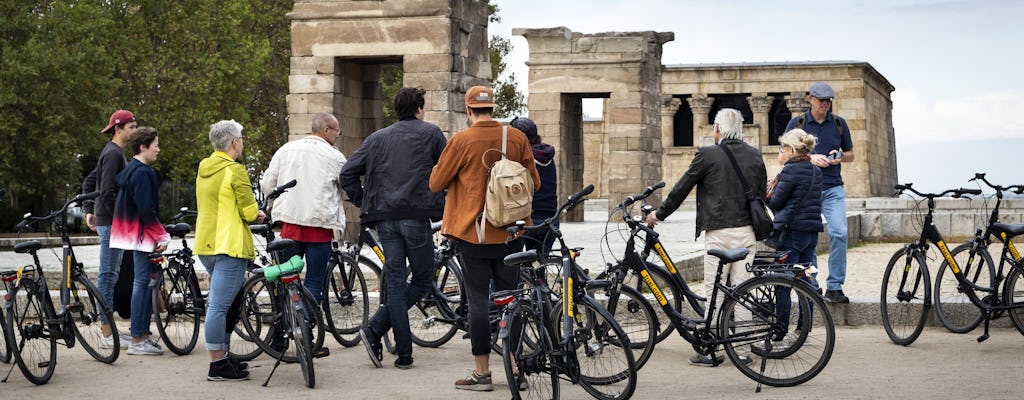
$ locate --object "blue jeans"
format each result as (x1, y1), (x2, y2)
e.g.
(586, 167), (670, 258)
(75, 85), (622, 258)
(282, 241), (332, 304)
(819, 186), (848, 291)
(96, 225), (124, 325)
(130, 251), (157, 338)
(200, 255), (248, 352)
(775, 230), (819, 331)
(367, 219), (435, 358)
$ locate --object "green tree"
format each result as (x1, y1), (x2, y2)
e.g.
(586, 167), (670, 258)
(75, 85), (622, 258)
(488, 4), (526, 118)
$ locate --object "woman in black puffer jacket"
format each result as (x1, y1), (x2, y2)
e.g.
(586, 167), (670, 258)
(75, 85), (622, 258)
(765, 129), (822, 346)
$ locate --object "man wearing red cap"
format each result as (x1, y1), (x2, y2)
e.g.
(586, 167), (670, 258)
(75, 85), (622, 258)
(82, 109), (137, 348)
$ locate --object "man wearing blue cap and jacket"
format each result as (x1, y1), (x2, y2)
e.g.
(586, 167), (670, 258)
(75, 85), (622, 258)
(785, 81), (854, 304)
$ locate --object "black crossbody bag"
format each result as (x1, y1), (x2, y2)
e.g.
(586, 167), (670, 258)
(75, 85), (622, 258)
(720, 144), (772, 241)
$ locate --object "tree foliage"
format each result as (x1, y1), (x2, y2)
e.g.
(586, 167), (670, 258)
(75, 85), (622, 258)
(488, 4), (526, 118)
(0, 0), (291, 228)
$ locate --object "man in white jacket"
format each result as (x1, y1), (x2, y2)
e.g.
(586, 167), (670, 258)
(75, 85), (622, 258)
(261, 112), (347, 306)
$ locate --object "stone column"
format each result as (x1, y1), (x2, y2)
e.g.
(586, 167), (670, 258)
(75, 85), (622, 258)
(785, 92), (809, 118)
(661, 96), (682, 149)
(747, 94), (773, 147)
(687, 95), (714, 146)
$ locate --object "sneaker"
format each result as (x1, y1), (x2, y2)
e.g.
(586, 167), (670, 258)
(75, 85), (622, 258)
(736, 355), (753, 365)
(752, 333), (796, 354)
(455, 371), (493, 391)
(127, 340), (164, 356)
(208, 358), (250, 381)
(227, 355), (249, 371)
(145, 337), (163, 350)
(394, 356), (414, 369)
(688, 353), (723, 367)
(100, 334), (131, 349)
(359, 327), (383, 368)
(824, 290), (850, 304)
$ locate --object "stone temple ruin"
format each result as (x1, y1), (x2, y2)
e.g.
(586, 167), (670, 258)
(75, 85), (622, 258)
(286, 0), (897, 229)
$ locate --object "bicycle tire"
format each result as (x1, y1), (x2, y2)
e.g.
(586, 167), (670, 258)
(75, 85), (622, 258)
(410, 258), (463, 348)
(1005, 267), (1024, 336)
(0, 300), (10, 364)
(501, 301), (559, 400)
(720, 276), (835, 387)
(880, 247), (931, 346)
(323, 253), (370, 347)
(591, 283), (657, 370)
(256, 283), (326, 363)
(7, 278), (57, 385)
(934, 242), (993, 334)
(231, 273), (272, 361)
(287, 285), (316, 388)
(152, 260), (202, 355)
(69, 275), (119, 363)
(556, 296), (637, 400)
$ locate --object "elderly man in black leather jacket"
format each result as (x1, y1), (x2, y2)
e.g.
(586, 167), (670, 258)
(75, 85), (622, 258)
(646, 108), (767, 367)
(340, 87), (447, 370)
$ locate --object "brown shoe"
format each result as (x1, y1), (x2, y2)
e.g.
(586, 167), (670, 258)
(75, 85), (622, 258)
(455, 371), (493, 391)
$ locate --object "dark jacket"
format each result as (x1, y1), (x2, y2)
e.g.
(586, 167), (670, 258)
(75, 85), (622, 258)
(340, 118), (447, 224)
(655, 138), (767, 239)
(110, 158), (169, 252)
(531, 143), (558, 222)
(82, 141), (127, 226)
(768, 159), (823, 233)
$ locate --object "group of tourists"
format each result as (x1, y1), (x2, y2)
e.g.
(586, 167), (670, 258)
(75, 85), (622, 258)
(81, 79), (852, 388)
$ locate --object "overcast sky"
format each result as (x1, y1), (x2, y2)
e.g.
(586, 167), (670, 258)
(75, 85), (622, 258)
(490, 0), (1024, 193)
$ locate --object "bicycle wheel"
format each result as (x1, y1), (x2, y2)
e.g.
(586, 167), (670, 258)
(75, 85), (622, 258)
(502, 301), (559, 400)
(591, 284), (657, 370)
(410, 258), (462, 348)
(934, 242), (993, 333)
(619, 262), (694, 344)
(259, 284), (326, 363)
(880, 247), (931, 345)
(231, 273), (272, 361)
(1005, 267), (1024, 336)
(556, 297), (637, 400)
(7, 279), (57, 385)
(152, 260), (202, 355)
(69, 275), (119, 363)
(719, 276), (835, 387)
(287, 285), (316, 388)
(0, 304), (10, 364)
(323, 253), (370, 347)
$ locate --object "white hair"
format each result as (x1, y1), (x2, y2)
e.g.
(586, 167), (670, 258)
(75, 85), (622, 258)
(714, 108), (744, 140)
(209, 120), (243, 151)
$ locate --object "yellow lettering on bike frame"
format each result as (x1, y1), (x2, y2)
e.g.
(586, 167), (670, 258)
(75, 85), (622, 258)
(372, 245), (385, 263)
(640, 269), (668, 306)
(17, 265), (23, 281)
(653, 243), (677, 274)
(1002, 232), (1021, 261)
(566, 277), (574, 317)
(66, 255), (73, 289)
(937, 241), (960, 274)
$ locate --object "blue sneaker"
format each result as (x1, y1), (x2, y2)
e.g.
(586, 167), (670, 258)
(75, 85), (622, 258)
(688, 353), (723, 367)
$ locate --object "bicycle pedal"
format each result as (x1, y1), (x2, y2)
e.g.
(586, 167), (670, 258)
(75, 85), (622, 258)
(313, 347), (330, 358)
(66, 302), (84, 313)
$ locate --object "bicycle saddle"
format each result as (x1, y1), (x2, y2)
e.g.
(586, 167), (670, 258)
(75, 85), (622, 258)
(992, 223), (1024, 239)
(708, 248), (749, 263)
(13, 240), (42, 254)
(503, 249), (540, 267)
(164, 223), (191, 238)
(249, 224), (270, 235)
(266, 238), (298, 252)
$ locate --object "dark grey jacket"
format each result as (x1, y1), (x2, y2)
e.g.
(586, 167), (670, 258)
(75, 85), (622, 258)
(339, 118), (446, 224)
(655, 138), (767, 239)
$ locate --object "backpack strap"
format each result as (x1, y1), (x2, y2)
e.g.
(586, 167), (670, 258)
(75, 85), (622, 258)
(477, 125), (510, 243)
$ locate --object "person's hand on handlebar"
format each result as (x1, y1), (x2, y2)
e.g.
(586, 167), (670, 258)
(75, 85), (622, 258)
(645, 212), (660, 227)
(256, 210), (266, 224)
(86, 213), (97, 232)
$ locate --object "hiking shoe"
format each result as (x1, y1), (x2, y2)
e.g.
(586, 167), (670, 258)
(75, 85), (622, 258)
(455, 371), (493, 391)
(127, 340), (164, 356)
(688, 353), (723, 367)
(359, 327), (383, 368)
(824, 290), (850, 304)
(394, 356), (414, 369)
(208, 358), (250, 381)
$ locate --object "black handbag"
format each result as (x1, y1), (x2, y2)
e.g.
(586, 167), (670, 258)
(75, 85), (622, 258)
(720, 144), (772, 241)
(763, 166), (820, 249)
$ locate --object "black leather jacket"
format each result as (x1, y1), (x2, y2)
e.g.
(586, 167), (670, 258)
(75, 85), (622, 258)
(339, 118), (447, 224)
(655, 138), (767, 239)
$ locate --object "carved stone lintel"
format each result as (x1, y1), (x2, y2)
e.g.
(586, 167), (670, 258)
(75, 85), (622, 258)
(661, 96), (682, 116)
(686, 95), (714, 114)
(784, 92), (809, 115)
(747, 95), (774, 114)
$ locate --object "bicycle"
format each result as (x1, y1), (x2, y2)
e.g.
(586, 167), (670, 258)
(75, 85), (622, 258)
(320, 226), (376, 348)
(497, 184), (638, 400)
(148, 208), (204, 355)
(1, 269), (15, 365)
(4, 192), (120, 384)
(610, 184), (834, 390)
(933, 173), (1022, 333)
(880, 183), (982, 345)
(884, 182), (1024, 345)
(250, 255), (316, 388)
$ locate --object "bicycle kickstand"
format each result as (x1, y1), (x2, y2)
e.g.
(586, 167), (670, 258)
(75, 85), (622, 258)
(2, 358), (17, 382)
(262, 344), (290, 387)
(977, 312), (991, 343)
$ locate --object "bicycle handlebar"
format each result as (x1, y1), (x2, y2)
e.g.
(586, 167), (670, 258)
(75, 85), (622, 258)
(265, 179), (297, 204)
(506, 184), (594, 237)
(172, 207), (198, 223)
(895, 183), (981, 199)
(16, 191), (100, 232)
(618, 181), (665, 208)
(968, 172), (1024, 195)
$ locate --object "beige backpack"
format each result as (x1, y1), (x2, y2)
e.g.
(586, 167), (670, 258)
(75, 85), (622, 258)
(477, 125), (534, 242)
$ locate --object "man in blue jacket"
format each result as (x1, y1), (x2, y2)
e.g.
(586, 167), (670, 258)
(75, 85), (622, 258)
(341, 87), (447, 370)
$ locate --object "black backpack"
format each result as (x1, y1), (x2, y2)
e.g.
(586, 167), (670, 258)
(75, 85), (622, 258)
(794, 114), (847, 140)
